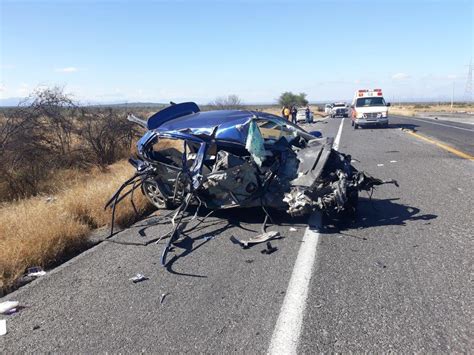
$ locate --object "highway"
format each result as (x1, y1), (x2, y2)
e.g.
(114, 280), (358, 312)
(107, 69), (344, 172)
(1, 114), (472, 352)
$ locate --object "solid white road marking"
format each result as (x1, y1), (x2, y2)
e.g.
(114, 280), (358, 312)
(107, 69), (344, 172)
(333, 117), (345, 151)
(268, 118), (345, 354)
(268, 213), (322, 355)
(398, 116), (474, 132)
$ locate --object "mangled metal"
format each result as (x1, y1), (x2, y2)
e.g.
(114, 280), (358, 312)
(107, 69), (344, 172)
(106, 102), (397, 265)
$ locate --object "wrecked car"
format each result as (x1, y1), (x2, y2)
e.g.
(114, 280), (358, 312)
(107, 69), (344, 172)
(107, 102), (396, 265)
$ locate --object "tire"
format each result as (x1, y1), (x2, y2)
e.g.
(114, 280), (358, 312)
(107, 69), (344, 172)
(141, 179), (170, 209)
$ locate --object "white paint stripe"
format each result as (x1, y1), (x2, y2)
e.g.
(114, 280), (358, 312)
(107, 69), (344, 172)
(268, 213), (322, 355)
(268, 115), (345, 354)
(398, 116), (474, 132)
(333, 117), (345, 151)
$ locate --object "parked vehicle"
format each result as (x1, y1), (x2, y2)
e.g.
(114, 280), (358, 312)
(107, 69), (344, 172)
(324, 104), (332, 115)
(330, 102), (348, 118)
(350, 89), (390, 129)
(296, 107), (313, 123)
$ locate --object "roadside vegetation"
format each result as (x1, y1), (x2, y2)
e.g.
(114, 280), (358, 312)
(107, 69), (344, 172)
(0, 88), (154, 293)
(389, 103), (474, 117)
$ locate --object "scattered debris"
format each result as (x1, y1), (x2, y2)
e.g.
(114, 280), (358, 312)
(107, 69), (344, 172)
(374, 261), (387, 269)
(203, 235), (215, 242)
(0, 301), (19, 315)
(32, 325), (41, 330)
(389, 160), (397, 163)
(0, 320), (6, 336)
(377, 164), (384, 167)
(261, 242), (278, 255)
(45, 196), (56, 203)
(129, 274), (148, 283)
(289, 227), (297, 232)
(160, 293), (168, 305)
(315, 303), (323, 308)
(245, 259), (254, 264)
(230, 231), (280, 249)
(26, 266), (46, 277)
(107, 102), (397, 266)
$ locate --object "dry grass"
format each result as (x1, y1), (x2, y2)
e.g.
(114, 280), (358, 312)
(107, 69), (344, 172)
(389, 104), (474, 117)
(0, 160), (151, 292)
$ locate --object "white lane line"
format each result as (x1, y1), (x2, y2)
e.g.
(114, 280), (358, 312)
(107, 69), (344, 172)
(333, 117), (345, 151)
(268, 213), (322, 355)
(268, 117), (345, 354)
(397, 116), (474, 132)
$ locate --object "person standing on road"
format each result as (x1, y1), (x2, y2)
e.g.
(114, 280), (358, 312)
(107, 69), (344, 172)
(291, 106), (297, 124)
(305, 105), (311, 123)
(283, 106), (291, 121)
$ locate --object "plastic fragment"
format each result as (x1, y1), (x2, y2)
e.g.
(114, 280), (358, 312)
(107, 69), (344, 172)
(390, 160), (397, 163)
(160, 293), (168, 305)
(27, 266), (46, 277)
(289, 227), (297, 232)
(230, 231), (280, 249)
(0, 301), (19, 315)
(0, 320), (6, 336)
(374, 261), (387, 269)
(203, 235), (215, 241)
(129, 274), (148, 283)
(377, 164), (384, 167)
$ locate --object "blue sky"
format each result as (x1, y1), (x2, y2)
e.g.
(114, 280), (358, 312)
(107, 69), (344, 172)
(1, 0), (472, 104)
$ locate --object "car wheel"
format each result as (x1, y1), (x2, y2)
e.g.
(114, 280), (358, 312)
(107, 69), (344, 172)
(141, 179), (169, 209)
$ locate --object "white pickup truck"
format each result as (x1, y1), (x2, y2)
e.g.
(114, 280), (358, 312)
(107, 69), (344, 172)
(330, 102), (348, 118)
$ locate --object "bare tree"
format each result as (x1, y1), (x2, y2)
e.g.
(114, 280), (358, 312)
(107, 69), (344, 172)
(78, 107), (139, 167)
(208, 94), (243, 110)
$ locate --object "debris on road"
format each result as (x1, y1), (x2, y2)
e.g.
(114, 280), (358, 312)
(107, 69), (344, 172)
(374, 261), (387, 269)
(160, 293), (168, 305)
(377, 164), (384, 167)
(203, 235), (215, 242)
(107, 102), (397, 266)
(261, 242), (278, 255)
(26, 266), (46, 277)
(289, 227), (297, 232)
(129, 274), (148, 283)
(0, 301), (19, 315)
(0, 320), (6, 336)
(390, 160), (397, 163)
(230, 231), (280, 249)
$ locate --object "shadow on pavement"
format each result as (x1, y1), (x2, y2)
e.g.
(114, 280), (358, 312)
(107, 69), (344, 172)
(321, 197), (437, 234)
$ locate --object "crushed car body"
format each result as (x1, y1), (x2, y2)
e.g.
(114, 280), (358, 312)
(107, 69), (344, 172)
(106, 102), (397, 265)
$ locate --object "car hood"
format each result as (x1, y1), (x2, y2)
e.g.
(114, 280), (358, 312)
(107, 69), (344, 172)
(354, 106), (388, 113)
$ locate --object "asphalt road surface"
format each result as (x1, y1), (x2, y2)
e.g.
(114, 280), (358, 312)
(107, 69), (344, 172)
(1, 115), (472, 353)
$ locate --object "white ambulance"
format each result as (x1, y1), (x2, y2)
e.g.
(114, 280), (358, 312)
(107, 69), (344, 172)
(350, 89), (390, 129)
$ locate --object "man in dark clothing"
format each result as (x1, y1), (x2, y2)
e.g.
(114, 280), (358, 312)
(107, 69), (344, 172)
(291, 106), (297, 124)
